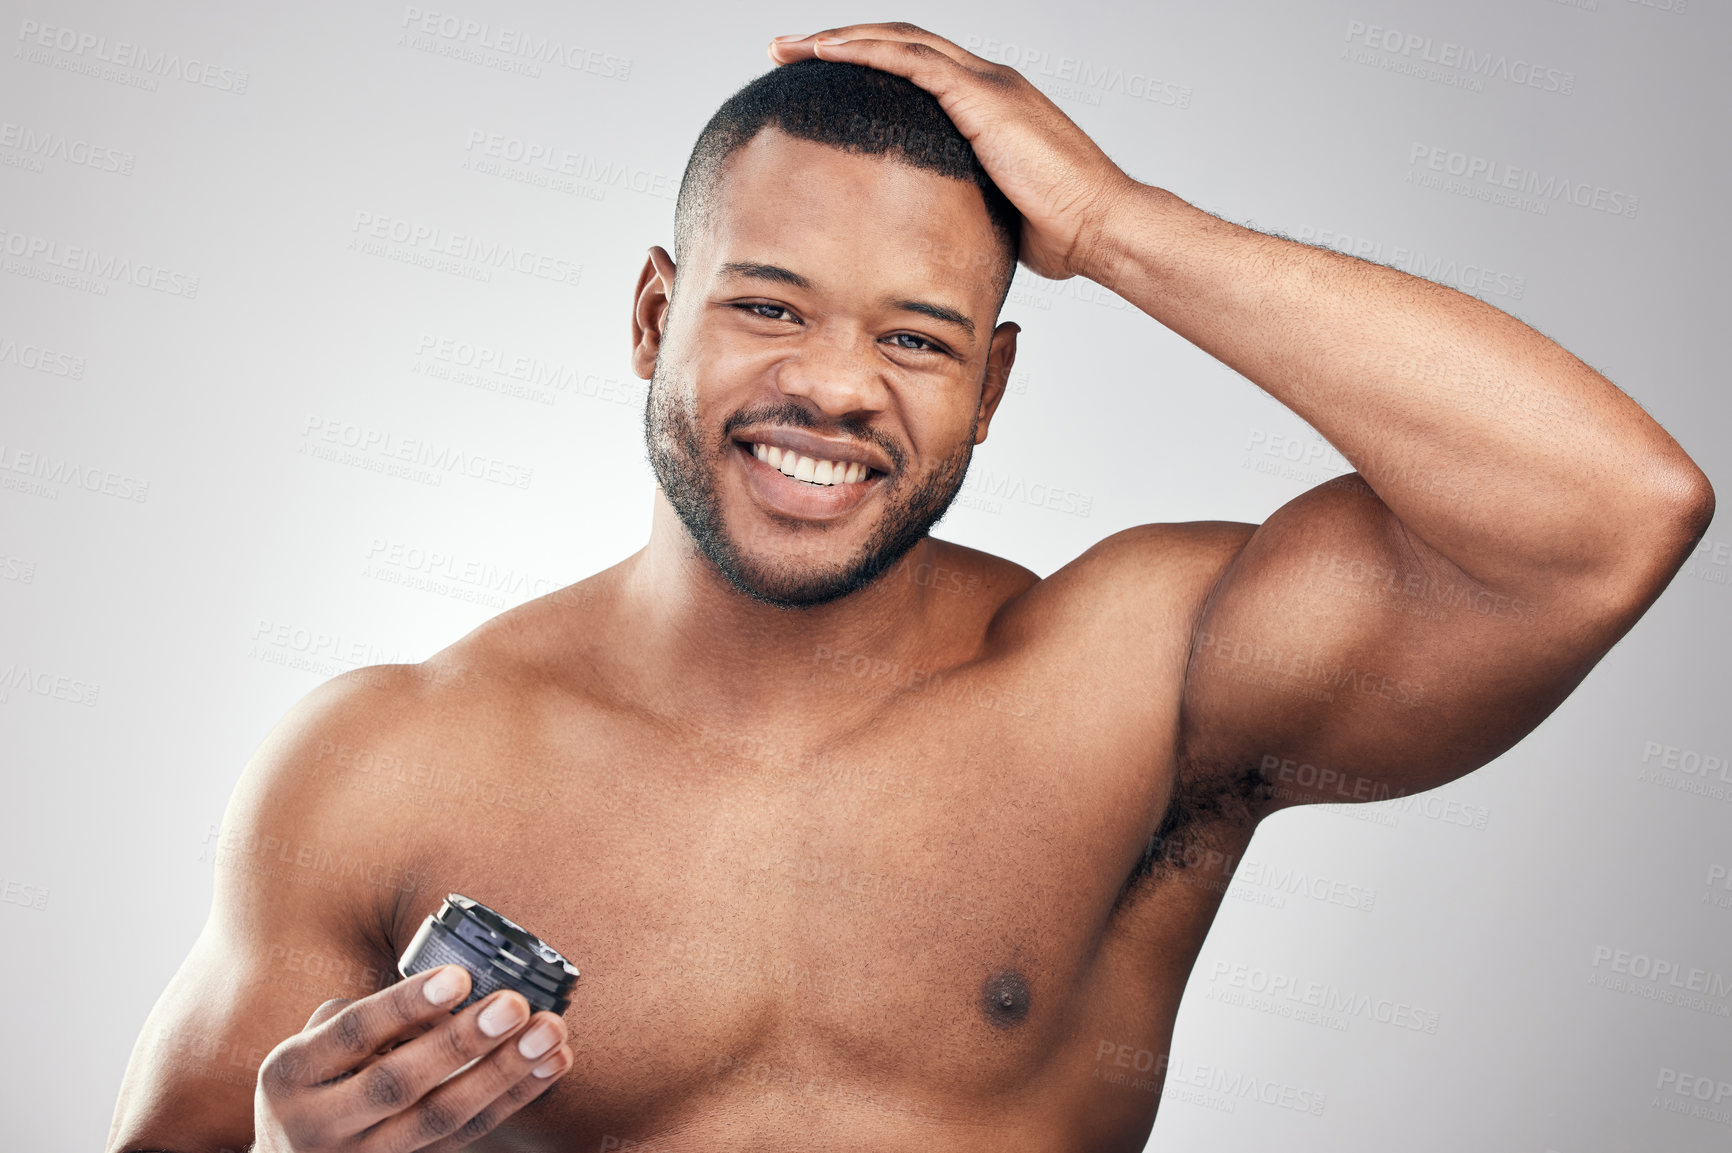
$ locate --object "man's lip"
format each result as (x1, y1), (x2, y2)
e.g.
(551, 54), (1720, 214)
(730, 426), (894, 474)
(735, 441), (882, 520)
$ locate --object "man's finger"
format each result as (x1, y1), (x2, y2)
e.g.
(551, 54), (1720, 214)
(771, 22), (975, 67)
(801, 38), (978, 106)
(358, 1008), (572, 1153)
(287, 965), (472, 1087)
(304, 998), (352, 1031)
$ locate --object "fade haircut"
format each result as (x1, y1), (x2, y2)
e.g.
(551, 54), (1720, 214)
(673, 58), (1021, 302)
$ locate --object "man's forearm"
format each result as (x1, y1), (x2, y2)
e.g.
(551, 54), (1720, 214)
(1086, 184), (1713, 594)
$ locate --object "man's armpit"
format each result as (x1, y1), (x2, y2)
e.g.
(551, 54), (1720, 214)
(1116, 752), (1271, 908)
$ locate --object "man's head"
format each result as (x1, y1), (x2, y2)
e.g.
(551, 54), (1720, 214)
(634, 59), (1023, 608)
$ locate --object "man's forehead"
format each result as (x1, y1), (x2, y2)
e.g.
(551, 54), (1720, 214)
(700, 129), (1006, 298)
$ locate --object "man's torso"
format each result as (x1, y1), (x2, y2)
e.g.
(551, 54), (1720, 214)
(316, 529), (1258, 1151)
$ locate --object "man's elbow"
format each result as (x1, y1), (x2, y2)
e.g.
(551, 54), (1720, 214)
(1672, 459), (1716, 545)
(1608, 452), (1716, 606)
(1649, 452), (1716, 556)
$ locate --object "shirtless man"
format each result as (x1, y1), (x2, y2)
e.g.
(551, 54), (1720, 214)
(108, 24), (1714, 1153)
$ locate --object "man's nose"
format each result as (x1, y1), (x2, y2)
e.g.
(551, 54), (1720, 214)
(771, 334), (888, 417)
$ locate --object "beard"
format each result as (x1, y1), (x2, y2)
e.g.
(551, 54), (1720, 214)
(643, 361), (975, 609)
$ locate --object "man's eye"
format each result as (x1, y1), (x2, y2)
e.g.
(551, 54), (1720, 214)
(738, 303), (791, 321)
(888, 333), (939, 352)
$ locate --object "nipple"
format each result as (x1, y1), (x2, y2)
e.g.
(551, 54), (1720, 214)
(980, 970), (1031, 1027)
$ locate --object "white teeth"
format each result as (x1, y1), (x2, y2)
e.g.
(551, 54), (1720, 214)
(751, 443), (871, 487)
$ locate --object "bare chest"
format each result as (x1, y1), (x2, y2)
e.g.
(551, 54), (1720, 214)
(381, 685), (1193, 1149)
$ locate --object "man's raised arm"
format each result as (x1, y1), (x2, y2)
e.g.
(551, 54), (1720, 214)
(1104, 189), (1710, 805)
(770, 23), (1714, 804)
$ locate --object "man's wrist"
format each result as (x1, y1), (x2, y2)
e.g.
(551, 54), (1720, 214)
(1072, 181), (1193, 294)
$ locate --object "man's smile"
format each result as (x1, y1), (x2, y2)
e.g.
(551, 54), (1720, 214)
(731, 433), (889, 521)
(747, 441), (875, 486)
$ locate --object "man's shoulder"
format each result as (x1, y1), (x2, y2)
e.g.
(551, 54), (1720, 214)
(987, 520), (1257, 636)
(232, 581), (612, 829)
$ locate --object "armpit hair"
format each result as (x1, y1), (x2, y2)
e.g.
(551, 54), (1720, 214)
(1117, 749), (1273, 905)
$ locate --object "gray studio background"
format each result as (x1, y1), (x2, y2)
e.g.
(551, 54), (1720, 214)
(2, 0), (1727, 1148)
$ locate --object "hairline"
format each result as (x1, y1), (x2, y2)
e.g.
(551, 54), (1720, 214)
(674, 125), (1016, 314)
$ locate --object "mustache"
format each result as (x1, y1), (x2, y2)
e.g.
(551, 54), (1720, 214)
(721, 401), (908, 474)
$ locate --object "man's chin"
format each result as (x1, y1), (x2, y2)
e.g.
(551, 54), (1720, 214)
(706, 547), (881, 609)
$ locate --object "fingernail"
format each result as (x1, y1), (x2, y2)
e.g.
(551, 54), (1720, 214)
(478, 994), (529, 1037)
(770, 34), (803, 42)
(517, 1019), (560, 1060)
(815, 37), (849, 46)
(533, 1049), (570, 1078)
(423, 966), (465, 1005)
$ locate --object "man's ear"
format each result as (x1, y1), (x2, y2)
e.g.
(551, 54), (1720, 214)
(973, 321), (1021, 445)
(631, 246), (679, 380)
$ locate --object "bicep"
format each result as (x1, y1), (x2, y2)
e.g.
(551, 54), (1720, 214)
(109, 675), (416, 1151)
(110, 911), (386, 1150)
(1180, 474), (1606, 811)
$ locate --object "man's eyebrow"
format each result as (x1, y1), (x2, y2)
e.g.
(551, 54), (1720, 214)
(891, 299), (975, 339)
(719, 261), (811, 289)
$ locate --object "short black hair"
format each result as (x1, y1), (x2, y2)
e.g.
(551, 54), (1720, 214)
(673, 58), (1021, 299)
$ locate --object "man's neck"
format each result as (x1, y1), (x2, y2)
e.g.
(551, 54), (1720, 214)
(609, 496), (955, 725)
